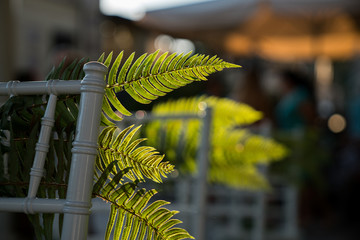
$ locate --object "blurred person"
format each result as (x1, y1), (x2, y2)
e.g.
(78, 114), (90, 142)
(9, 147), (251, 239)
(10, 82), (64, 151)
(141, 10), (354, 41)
(272, 69), (332, 233)
(275, 69), (316, 132)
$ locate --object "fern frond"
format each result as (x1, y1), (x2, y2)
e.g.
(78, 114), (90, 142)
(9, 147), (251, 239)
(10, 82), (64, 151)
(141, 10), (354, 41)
(97, 125), (174, 183)
(100, 51), (132, 122)
(146, 96), (288, 189)
(93, 161), (193, 240)
(95, 181), (193, 240)
(152, 95), (263, 127)
(98, 50), (240, 120)
(209, 165), (270, 189)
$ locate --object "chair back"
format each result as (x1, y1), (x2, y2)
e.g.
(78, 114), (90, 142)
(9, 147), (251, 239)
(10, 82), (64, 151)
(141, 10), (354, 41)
(0, 61), (107, 240)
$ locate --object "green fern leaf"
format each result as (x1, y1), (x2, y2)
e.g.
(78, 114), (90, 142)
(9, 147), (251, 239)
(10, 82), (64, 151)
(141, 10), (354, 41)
(103, 51), (114, 67)
(146, 96), (288, 189)
(50, 57), (66, 79)
(60, 58), (78, 80)
(97, 52), (105, 63)
(125, 83), (153, 104)
(94, 182), (193, 240)
(93, 161), (125, 194)
(97, 126), (174, 183)
(140, 50), (160, 78)
(108, 51), (124, 86)
(102, 97), (123, 122)
(102, 50), (240, 118)
(105, 204), (118, 239)
(140, 76), (168, 96)
(126, 53), (148, 83)
(70, 57), (87, 80)
(118, 52), (135, 85)
(101, 111), (117, 126)
(151, 52), (167, 74)
(105, 88), (132, 116)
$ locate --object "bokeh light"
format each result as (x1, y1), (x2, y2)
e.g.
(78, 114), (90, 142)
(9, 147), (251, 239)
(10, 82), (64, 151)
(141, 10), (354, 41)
(328, 113), (346, 133)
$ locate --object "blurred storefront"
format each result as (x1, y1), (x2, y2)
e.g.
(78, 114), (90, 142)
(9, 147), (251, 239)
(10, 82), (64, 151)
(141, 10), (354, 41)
(0, 0), (102, 82)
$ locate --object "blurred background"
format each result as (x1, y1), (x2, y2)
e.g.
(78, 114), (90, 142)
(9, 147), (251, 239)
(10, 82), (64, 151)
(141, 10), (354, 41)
(1, 0), (360, 239)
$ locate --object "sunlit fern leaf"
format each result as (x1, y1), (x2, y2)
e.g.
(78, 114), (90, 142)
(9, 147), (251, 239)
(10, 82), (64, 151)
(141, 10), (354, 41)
(235, 134), (289, 165)
(109, 51), (124, 86)
(93, 161), (129, 194)
(93, 175), (194, 240)
(100, 97), (120, 125)
(146, 96), (288, 189)
(97, 52), (132, 121)
(99, 50), (240, 119)
(103, 51), (114, 68)
(98, 52), (105, 63)
(209, 165), (270, 190)
(97, 126), (174, 183)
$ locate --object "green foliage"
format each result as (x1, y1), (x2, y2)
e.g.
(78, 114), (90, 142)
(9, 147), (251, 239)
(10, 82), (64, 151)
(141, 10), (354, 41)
(93, 161), (193, 240)
(145, 96), (288, 189)
(96, 125), (174, 183)
(100, 50), (239, 121)
(0, 50), (239, 239)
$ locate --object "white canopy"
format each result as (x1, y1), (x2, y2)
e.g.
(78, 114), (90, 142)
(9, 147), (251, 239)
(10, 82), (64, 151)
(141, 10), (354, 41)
(138, 0), (360, 61)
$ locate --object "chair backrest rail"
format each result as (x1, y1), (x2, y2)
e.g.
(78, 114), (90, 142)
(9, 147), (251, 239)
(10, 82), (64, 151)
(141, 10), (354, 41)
(0, 80), (82, 96)
(0, 197), (65, 214)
